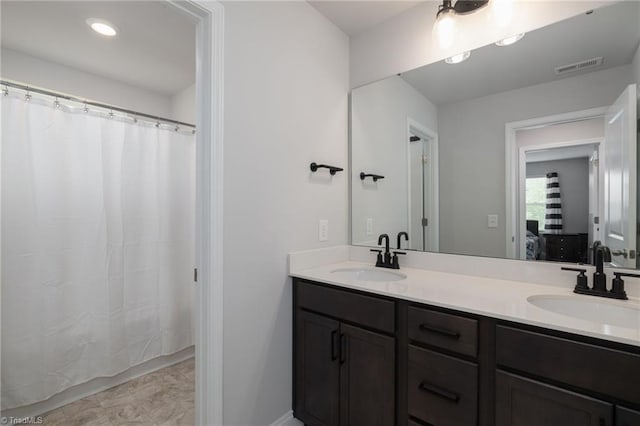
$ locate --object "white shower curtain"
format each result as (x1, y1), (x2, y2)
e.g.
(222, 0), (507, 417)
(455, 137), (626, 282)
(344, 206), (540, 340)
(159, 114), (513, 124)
(1, 91), (195, 409)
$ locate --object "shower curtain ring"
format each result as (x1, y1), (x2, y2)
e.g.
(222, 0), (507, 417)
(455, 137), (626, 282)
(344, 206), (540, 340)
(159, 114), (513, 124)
(83, 102), (89, 113)
(174, 125), (180, 132)
(25, 88), (32, 101)
(3, 85), (8, 96)
(108, 108), (114, 118)
(155, 120), (161, 128)
(54, 97), (60, 109)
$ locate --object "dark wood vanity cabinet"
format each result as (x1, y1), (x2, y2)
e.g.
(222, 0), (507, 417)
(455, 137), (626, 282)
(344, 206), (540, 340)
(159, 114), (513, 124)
(293, 279), (396, 426)
(292, 278), (640, 426)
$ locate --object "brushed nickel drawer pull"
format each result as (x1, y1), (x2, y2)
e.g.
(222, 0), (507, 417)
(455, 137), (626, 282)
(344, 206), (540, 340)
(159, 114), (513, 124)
(418, 381), (460, 403)
(419, 323), (461, 339)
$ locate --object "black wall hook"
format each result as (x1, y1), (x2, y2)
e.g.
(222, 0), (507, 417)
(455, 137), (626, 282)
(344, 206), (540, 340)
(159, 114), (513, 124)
(360, 172), (385, 182)
(310, 162), (343, 175)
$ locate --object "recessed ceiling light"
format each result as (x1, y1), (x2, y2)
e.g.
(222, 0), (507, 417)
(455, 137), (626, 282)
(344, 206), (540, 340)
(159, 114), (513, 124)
(445, 51), (471, 64)
(496, 33), (525, 47)
(86, 18), (118, 37)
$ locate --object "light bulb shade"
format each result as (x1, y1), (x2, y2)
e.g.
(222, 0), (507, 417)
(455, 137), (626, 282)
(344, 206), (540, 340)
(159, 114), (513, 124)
(433, 8), (457, 49)
(86, 18), (118, 37)
(495, 33), (525, 46)
(445, 51), (471, 64)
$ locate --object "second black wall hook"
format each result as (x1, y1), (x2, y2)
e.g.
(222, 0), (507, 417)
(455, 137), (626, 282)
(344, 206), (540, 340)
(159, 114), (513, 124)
(310, 162), (343, 175)
(360, 172), (384, 182)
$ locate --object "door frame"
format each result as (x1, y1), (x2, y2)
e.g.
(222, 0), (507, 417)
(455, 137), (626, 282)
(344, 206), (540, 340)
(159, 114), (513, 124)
(167, 1), (224, 425)
(406, 118), (439, 252)
(505, 107), (607, 259)
(517, 137), (603, 260)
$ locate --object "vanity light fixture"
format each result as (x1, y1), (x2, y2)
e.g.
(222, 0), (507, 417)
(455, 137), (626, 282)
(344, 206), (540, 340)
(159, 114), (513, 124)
(445, 51), (471, 64)
(86, 18), (118, 37)
(433, 0), (489, 49)
(495, 33), (525, 46)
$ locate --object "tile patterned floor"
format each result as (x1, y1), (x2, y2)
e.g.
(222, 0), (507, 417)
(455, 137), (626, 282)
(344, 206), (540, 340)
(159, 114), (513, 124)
(42, 358), (194, 426)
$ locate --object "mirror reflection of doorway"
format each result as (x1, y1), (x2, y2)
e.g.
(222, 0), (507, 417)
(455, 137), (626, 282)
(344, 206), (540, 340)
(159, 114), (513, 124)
(524, 143), (598, 263)
(407, 120), (438, 252)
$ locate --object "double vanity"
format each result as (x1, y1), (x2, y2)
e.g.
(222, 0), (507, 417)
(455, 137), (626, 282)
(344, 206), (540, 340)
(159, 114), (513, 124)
(289, 247), (640, 426)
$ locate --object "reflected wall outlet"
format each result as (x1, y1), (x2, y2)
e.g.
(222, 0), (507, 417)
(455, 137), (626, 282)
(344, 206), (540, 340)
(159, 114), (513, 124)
(319, 219), (329, 241)
(488, 214), (498, 228)
(366, 217), (374, 236)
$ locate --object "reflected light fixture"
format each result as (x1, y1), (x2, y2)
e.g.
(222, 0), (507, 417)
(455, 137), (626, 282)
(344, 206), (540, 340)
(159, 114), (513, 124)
(495, 33), (525, 46)
(86, 18), (118, 37)
(445, 51), (471, 64)
(490, 0), (514, 28)
(433, 0), (489, 49)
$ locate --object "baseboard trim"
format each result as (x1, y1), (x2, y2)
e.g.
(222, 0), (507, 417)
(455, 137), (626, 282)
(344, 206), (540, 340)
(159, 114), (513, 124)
(270, 410), (303, 426)
(1, 346), (195, 419)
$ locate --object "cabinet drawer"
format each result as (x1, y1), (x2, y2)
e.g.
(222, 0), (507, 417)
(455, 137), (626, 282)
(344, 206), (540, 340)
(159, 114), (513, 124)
(496, 326), (640, 406)
(408, 345), (478, 426)
(408, 306), (477, 357)
(496, 371), (613, 426)
(296, 280), (395, 334)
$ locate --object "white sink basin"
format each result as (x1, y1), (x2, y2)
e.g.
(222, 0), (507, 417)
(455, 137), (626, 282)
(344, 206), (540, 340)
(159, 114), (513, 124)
(330, 267), (407, 282)
(527, 294), (640, 329)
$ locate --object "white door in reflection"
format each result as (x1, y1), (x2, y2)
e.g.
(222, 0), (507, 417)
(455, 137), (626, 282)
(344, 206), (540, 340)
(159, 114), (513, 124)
(407, 120), (438, 252)
(604, 84), (638, 268)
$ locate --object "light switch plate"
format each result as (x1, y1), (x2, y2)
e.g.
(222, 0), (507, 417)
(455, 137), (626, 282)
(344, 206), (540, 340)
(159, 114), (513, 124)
(488, 214), (498, 228)
(319, 220), (329, 241)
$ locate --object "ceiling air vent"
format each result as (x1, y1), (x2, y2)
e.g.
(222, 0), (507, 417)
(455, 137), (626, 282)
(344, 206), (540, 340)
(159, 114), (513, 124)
(554, 57), (603, 75)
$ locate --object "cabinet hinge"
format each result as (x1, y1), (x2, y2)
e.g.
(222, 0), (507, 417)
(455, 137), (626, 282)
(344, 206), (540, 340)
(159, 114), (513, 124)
(194, 268), (198, 282)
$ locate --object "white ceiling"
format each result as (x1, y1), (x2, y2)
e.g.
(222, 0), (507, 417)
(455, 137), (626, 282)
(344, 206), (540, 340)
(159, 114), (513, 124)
(400, 1), (640, 106)
(1, 1), (196, 95)
(309, 1), (422, 36)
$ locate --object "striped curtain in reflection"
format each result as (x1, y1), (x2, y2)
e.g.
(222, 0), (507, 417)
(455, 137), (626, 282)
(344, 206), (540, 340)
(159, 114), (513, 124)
(544, 172), (563, 234)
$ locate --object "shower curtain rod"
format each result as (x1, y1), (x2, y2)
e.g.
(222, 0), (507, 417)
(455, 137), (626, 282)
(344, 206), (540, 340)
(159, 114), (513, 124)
(1, 79), (196, 129)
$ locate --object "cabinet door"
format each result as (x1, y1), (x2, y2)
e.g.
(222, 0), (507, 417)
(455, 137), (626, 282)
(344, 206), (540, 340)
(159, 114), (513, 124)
(294, 310), (340, 426)
(339, 323), (395, 426)
(496, 371), (613, 426)
(617, 406), (640, 426)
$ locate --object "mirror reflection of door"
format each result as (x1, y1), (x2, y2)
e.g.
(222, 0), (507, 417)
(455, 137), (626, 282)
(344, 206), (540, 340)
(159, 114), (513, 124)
(603, 84), (637, 268)
(407, 121), (438, 252)
(409, 135), (430, 250)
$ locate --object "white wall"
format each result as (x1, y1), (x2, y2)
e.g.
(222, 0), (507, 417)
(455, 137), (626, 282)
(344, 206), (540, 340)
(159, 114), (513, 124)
(171, 83), (196, 124)
(350, 1), (611, 88)
(222, 2), (349, 425)
(438, 64), (633, 258)
(1, 48), (173, 118)
(351, 76), (437, 247)
(526, 158), (590, 234)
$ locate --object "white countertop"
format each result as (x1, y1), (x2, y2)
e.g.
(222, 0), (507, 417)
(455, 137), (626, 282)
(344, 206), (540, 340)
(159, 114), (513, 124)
(290, 260), (640, 347)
